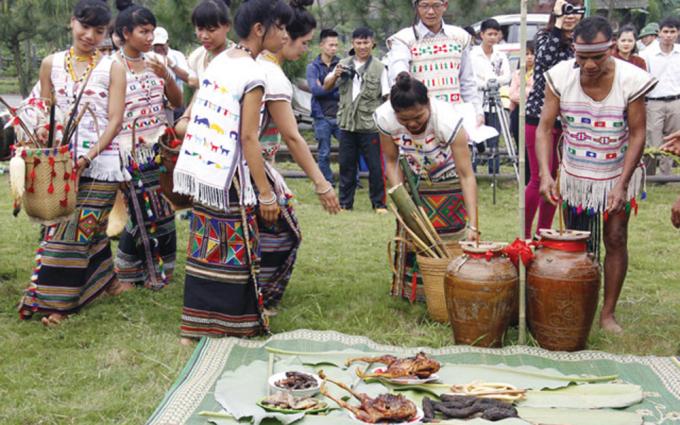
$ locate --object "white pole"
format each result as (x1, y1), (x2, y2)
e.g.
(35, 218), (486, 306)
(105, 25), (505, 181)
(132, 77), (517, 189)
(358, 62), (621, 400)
(518, 0), (528, 345)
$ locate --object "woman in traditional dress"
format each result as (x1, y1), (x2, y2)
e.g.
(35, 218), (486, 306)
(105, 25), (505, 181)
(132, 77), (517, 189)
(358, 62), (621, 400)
(173, 0), (296, 343)
(612, 25), (647, 71)
(524, 0), (583, 239)
(112, 2), (183, 291)
(376, 73), (478, 301)
(18, 0), (127, 325)
(256, 0), (340, 312)
(187, 0), (234, 89)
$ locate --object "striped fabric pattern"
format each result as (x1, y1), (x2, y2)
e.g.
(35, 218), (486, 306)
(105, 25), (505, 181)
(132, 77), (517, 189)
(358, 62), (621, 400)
(19, 178), (118, 317)
(115, 164), (176, 289)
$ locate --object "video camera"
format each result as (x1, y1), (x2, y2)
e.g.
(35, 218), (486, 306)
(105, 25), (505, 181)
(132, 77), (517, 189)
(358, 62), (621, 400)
(560, 3), (586, 16)
(339, 63), (357, 81)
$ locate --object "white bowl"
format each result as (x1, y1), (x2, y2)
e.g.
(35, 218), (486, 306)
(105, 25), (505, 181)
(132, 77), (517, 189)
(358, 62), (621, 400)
(268, 371), (321, 398)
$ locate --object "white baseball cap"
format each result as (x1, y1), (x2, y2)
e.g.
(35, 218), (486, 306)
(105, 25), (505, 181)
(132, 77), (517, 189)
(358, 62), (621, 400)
(153, 27), (169, 45)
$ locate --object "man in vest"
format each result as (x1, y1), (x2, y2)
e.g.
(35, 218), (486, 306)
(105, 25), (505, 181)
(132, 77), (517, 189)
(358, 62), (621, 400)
(386, 0), (483, 125)
(323, 27), (389, 213)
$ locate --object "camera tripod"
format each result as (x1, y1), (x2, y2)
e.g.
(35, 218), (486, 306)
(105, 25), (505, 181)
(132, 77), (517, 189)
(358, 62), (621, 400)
(482, 79), (520, 204)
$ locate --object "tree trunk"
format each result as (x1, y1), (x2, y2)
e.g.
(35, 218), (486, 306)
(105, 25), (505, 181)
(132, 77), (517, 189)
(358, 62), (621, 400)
(10, 37), (30, 97)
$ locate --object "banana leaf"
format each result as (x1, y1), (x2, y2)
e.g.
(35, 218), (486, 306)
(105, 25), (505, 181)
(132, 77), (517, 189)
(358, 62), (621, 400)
(518, 383), (644, 409)
(516, 407), (643, 425)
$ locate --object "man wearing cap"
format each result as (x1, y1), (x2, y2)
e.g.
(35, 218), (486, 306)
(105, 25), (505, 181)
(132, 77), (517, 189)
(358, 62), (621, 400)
(385, 0), (483, 125)
(641, 17), (680, 176)
(323, 27), (388, 213)
(637, 22), (658, 52)
(537, 17), (657, 333)
(153, 27), (190, 120)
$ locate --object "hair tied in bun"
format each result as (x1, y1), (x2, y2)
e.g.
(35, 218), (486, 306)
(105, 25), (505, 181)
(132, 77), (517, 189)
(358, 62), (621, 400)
(115, 0), (134, 12)
(290, 0), (314, 8)
(395, 72), (412, 90)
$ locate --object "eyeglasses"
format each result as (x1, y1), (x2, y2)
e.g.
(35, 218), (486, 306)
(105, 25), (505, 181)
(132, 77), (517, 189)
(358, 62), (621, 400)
(417, 1), (446, 11)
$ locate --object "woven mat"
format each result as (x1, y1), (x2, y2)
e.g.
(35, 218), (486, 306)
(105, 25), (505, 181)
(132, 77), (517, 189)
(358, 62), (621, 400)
(146, 330), (680, 425)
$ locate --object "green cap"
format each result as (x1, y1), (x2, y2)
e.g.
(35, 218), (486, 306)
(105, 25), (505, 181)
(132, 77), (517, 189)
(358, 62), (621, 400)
(639, 23), (659, 39)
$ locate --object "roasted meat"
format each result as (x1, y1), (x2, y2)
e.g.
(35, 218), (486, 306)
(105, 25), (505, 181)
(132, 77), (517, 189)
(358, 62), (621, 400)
(422, 395), (519, 423)
(274, 371), (318, 390)
(346, 352), (441, 379)
(318, 370), (418, 423)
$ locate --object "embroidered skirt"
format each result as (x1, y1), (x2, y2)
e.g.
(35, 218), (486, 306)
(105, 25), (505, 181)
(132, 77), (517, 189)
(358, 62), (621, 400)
(391, 178), (467, 302)
(115, 165), (176, 289)
(257, 166), (301, 309)
(19, 178), (118, 318)
(180, 201), (265, 338)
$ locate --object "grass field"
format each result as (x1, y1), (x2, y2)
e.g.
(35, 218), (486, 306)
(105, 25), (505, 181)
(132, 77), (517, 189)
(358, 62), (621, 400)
(0, 172), (679, 424)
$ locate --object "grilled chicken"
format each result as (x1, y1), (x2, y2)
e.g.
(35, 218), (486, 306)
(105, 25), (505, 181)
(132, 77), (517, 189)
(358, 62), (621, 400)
(346, 352), (441, 379)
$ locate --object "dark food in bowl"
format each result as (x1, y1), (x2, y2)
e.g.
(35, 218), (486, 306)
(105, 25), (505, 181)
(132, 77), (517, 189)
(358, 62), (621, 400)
(275, 371), (318, 390)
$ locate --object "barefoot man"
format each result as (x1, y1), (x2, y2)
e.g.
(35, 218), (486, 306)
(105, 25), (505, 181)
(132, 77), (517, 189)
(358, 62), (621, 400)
(536, 17), (657, 333)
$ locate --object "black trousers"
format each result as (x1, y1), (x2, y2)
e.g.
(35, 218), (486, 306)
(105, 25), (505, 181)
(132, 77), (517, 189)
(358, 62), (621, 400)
(338, 130), (386, 209)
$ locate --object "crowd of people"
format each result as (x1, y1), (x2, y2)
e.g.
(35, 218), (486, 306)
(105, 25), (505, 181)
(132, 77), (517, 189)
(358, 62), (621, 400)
(11, 0), (680, 341)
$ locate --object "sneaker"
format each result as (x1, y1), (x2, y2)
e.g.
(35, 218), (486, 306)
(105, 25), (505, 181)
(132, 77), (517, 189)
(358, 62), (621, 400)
(375, 208), (388, 215)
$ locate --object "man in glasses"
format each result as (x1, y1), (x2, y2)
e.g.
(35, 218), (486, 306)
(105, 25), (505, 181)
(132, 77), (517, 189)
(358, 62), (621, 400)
(386, 0), (483, 126)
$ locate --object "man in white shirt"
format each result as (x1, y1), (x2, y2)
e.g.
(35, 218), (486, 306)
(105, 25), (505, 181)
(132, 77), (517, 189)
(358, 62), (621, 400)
(385, 0), (483, 125)
(471, 18), (511, 174)
(640, 17), (680, 176)
(153, 27), (191, 121)
(323, 28), (389, 213)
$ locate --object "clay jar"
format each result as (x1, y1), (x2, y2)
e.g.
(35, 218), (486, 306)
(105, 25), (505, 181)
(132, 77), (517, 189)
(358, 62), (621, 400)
(445, 242), (518, 348)
(527, 229), (601, 351)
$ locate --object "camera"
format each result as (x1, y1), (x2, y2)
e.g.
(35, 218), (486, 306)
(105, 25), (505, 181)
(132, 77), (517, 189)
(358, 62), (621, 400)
(561, 3), (586, 16)
(339, 63), (357, 81)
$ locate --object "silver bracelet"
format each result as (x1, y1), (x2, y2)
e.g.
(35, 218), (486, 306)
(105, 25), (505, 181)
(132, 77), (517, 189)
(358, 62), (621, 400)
(258, 192), (277, 206)
(315, 184), (333, 195)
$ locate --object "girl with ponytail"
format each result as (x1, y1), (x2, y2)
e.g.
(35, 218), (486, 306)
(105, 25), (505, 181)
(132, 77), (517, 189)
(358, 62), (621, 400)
(375, 72), (479, 300)
(173, 0), (296, 343)
(256, 0), (339, 313)
(18, 0), (127, 325)
(110, 2), (182, 292)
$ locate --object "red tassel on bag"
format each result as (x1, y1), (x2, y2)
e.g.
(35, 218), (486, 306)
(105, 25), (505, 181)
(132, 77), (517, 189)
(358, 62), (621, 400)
(48, 182), (54, 194)
(59, 199), (68, 208)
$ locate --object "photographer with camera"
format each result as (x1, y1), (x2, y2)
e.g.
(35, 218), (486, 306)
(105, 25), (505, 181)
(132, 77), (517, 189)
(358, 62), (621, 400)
(323, 27), (389, 212)
(524, 0), (583, 239)
(471, 18), (511, 175)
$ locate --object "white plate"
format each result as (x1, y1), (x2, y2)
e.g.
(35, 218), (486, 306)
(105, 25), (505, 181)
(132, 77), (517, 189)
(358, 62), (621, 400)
(347, 406), (424, 424)
(268, 371), (321, 398)
(371, 367), (440, 385)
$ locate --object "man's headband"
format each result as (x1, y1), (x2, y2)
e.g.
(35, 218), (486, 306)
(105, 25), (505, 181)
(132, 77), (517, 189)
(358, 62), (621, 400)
(573, 40), (613, 53)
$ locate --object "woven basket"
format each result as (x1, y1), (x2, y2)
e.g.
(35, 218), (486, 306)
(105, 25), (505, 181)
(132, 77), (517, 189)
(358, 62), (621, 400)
(416, 254), (450, 323)
(158, 129), (191, 210)
(22, 147), (76, 224)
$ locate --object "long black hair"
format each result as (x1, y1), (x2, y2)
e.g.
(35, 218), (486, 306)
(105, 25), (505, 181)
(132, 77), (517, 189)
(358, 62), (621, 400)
(114, 1), (156, 40)
(192, 0), (231, 29)
(233, 0), (293, 39)
(73, 0), (111, 27)
(287, 0), (316, 41)
(390, 72), (429, 112)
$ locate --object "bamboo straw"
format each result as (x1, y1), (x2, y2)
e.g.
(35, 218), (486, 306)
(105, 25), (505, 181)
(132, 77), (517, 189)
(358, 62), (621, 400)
(556, 167), (564, 235)
(418, 206), (448, 258)
(388, 204), (437, 257)
(475, 203), (479, 247)
(410, 210), (446, 258)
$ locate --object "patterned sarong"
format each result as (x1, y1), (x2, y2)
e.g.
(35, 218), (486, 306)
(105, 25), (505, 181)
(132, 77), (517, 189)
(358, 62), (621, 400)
(19, 178), (118, 318)
(115, 161), (176, 290)
(181, 199), (265, 338)
(391, 178), (467, 302)
(257, 165), (301, 308)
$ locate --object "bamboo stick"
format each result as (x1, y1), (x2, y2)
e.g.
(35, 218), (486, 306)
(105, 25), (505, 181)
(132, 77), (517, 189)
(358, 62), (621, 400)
(419, 206), (449, 258)
(0, 96), (41, 147)
(556, 167), (564, 235)
(388, 204), (436, 257)
(518, 0), (529, 345)
(409, 210), (446, 258)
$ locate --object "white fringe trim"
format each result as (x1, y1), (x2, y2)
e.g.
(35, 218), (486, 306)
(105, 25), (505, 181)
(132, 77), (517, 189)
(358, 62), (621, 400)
(561, 166), (644, 213)
(174, 170), (229, 211)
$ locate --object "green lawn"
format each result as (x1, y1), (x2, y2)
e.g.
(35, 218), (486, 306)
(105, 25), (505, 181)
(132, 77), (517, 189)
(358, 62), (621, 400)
(0, 173), (679, 424)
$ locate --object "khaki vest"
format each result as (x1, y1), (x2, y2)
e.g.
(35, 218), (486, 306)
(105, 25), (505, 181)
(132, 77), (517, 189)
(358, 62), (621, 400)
(337, 56), (385, 132)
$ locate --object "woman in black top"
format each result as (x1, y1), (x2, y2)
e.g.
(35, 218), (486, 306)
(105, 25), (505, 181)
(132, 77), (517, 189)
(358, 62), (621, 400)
(524, 0), (583, 239)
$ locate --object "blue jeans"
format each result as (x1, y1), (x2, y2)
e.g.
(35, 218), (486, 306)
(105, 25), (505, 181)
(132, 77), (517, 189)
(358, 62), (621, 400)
(313, 117), (340, 185)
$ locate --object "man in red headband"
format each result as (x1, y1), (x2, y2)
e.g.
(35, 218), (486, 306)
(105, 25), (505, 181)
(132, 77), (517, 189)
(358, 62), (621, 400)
(536, 16), (657, 333)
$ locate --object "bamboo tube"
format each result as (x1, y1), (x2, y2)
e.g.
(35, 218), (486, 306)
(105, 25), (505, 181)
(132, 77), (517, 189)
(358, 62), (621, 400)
(388, 184), (433, 245)
(556, 167), (564, 235)
(388, 203), (436, 257)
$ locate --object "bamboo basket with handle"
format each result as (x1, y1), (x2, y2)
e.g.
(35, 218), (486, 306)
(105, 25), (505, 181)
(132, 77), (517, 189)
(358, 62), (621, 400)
(157, 123), (191, 210)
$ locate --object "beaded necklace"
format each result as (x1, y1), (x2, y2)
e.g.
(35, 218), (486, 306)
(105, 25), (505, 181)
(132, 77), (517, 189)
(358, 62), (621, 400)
(64, 47), (100, 105)
(118, 50), (154, 112)
(234, 43), (255, 58)
(261, 51), (282, 65)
